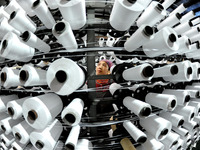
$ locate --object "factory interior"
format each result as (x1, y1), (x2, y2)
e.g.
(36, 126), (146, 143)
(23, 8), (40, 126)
(0, 0), (200, 150)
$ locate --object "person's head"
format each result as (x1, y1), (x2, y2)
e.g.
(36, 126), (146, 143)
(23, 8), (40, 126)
(96, 59), (113, 75)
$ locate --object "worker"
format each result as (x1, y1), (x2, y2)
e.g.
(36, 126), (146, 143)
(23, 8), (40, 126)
(96, 59), (113, 89)
(95, 59), (114, 113)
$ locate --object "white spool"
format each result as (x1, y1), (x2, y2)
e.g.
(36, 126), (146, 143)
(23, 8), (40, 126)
(61, 98), (84, 126)
(188, 101), (200, 115)
(162, 0), (176, 9)
(162, 89), (190, 106)
(0, 133), (15, 147)
(21, 31), (50, 53)
(4, 0), (25, 15)
(0, 17), (21, 39)
(12, 120), (34, 144)
(98, 37), (104, 47)
(109, 83), (122, 96)
(99, 55), (106, 61)
(175, 35), (191, 55)
(0, 95), (18, 113)
(192, 83), (200, 87)
(191, 17), (200, 25)
(182, 26), (199, 38)
(191, 62), (200, 80)
(141, 132), (164, 150)
(0, 32), (35, 62)
(169, 3), (186, 16)
(125, 25), (154, 52)
(180, 11), (195, 23)
(173, 21), (192, 35)
(182, 89), (199, 98)
(159, 111), (184, 128)
(0, 67), (21, 89)
(57, 0), (86, 30)
(185, 85), (200, 93)
(0, 6), (9, 19)
(157, 13), (181, 30)
(16, 0), (35, 17)
(162, 30), (180, 56)
(0, 142), (8, 150)
(145, 93), (177, 111)
(32, 0), (56, 29)
(172, 126), (189, 137)
(160, 131), (180, 150)
(182, 120), (198, 131)
(30, 119), (63, 150)
(76, 139), (93, 150)
(175, 139), (184, 150)
(123, 96), (152, 118)
(143, 27), (179, 57)
(7, 97), (31, 120)
(185, 48), (200, 59)
(65, 125), (80, 150)
(128, 84), (145, 92)
(193, 116), (200, 125)
(189, 42), (200, 54)
(46, 58), (85, 96)
(172, 105), (196, 122)
(136, 1), (167, 27)
(8, 9), (36, 33)
(190, 32), (200, 43)
(189, 42), (199, 53)
(19, 64), (47, 87)
(163, 61), (193, 82)
(194, 23), (200, 29)
(189, 128), (198, 140)
(11, 140), (27, 150)
(122, 63), (154, 81)
(139, 114), (172, 141)
(45, 0), (59, 9)
(183, 136), (193, 147)
(0, 117), (23, 135)
(106, 37), (115, 47)
(22, 93), (63, 130)
(153, 64), (178, 78)
(183, 134), (192, 148)
(109, 0), (148, 31)
(123, 120), (147, 144)
(52, 20), (78, 50)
